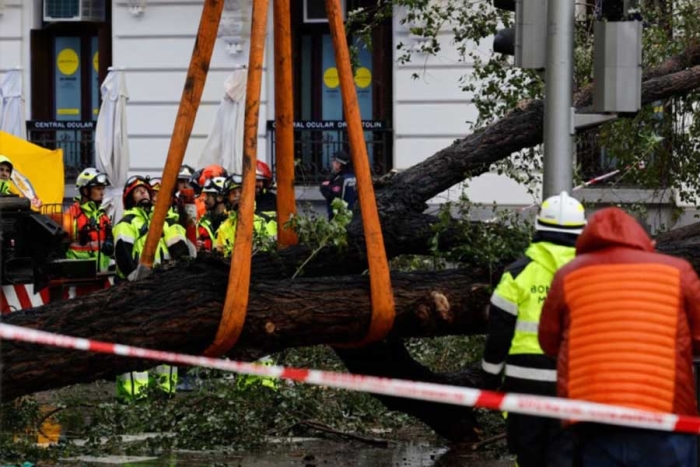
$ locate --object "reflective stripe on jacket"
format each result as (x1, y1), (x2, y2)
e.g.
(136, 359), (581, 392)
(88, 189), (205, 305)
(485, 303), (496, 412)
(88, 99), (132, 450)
(482, 239), (576, 390)
(215, 210), (277, 258)
(197, 212), (226, 252)
(113, 207), (189, 278)
(65, 201), (113, 271)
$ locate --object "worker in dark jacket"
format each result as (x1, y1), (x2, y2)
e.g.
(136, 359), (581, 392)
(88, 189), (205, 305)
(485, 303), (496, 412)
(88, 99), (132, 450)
(480, 191), (586, 467)
(540, 207), (700, 467)
(320, 150), (357, 220)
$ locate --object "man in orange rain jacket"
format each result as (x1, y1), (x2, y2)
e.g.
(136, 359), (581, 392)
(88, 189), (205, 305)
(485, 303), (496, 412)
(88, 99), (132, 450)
(540, 207), (700, 467)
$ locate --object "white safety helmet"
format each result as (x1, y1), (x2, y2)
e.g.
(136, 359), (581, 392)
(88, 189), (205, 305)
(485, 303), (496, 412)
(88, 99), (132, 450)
(536, 191), (586, 235)
(76, 168), (110, 190)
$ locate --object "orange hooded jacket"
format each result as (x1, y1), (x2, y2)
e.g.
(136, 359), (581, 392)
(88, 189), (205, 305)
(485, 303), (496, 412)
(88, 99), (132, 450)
(539, 207), (700, 416)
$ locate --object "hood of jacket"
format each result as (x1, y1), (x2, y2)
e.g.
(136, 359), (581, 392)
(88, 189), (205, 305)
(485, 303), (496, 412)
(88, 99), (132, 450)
(576, 207), (654, 255)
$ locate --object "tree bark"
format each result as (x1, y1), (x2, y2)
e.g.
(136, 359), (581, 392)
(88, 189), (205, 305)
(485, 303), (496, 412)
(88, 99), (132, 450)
(0, 258), (491, 403)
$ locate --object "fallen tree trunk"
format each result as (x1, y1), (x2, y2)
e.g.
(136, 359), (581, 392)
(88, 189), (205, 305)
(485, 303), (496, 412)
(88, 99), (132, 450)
(0, 258), (491, 402)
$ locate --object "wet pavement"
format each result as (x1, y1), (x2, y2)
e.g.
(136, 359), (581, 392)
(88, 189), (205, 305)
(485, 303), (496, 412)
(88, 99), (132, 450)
(62, 439), (512, 466)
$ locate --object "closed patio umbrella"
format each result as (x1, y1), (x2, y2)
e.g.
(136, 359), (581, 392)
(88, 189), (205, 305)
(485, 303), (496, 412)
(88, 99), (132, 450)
(0, 69), (27, 139)
(95, 70), (130, 223)
(198, 69), (247, 175)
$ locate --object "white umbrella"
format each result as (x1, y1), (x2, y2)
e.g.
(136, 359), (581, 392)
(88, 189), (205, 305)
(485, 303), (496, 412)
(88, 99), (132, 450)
(198, 69), (247, 174)
(95, 69), (131, 223)
(0, 69), (27, 139)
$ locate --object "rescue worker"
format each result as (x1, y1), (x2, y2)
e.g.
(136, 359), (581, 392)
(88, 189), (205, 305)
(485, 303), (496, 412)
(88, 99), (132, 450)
(113, 176), (190, 281)
(197, 176), (230, 252)
(168, 165), (196, 224)
(64, 168), (114, 272)
(0, 155), (12, 194)
(226, 174), (243, 211)
(235, 356), (279, 391)
(113, 176), (187, 400)
(191, 164), (228, 220)
(254, 161), (277, 220)
(540, 208), (700, 467)
(149, 177), (162, 205)
(480, 191), (586, 467)
(150, 176), (180, 224)
(320, 150), (357, 220)
(176, 165), (195, 194)
(215, 181), (277, 258)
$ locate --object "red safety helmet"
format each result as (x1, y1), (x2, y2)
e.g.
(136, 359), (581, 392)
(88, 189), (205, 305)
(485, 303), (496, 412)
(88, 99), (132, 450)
(189, 165), (227, 195)
(255, 161), (272, 184)
(123, 175), (153, 209)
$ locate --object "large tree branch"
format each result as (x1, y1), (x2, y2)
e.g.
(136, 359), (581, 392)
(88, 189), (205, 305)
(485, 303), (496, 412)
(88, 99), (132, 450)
(374, 45), (700, 220)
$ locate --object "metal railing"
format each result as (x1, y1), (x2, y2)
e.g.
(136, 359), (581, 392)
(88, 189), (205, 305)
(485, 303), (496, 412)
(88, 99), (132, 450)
(266, 120), (393, 184)
(26, 121), (96, 183)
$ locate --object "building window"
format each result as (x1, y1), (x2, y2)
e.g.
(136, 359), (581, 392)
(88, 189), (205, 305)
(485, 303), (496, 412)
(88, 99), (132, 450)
(303, 0), (345, 23)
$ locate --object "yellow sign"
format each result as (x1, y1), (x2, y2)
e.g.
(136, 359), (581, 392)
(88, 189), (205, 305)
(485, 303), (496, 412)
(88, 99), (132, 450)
(354, 67), (372, 89)
(57, 108), (80, 115)
(93, 51), (99, 73)
(323, 67), (339, 89)
(57, 49), (79, 76)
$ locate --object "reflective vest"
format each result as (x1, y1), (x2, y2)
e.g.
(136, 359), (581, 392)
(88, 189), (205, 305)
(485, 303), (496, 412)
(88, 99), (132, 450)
(197, 212), (226, 252)
(215, 210), (277, 258)
(116, 370), (149, 401)
(64, 201), (113, 271)
(236, 356), (279, 391)
(116, 365), (177, 401)
(488, 241), (576, 383)
(113, 207), (187, 279)
(0, 180), (10, 194)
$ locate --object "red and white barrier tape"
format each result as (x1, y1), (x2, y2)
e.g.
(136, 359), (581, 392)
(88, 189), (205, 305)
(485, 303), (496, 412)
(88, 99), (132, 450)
(1, 322), (699, 435)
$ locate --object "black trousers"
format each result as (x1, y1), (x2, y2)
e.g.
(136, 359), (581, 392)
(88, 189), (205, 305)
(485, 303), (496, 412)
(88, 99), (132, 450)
(506, 412), (574, 467)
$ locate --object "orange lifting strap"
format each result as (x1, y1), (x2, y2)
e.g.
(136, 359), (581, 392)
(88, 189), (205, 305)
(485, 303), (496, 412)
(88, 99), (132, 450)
(203, 0), (270, 358)
(139, 0), (225, 271)
(274, 0), (298, 249)
(324, 0), (396, 346)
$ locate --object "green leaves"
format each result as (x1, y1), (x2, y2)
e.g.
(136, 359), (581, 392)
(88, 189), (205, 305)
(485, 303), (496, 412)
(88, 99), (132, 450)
(287, 200), (353, 279)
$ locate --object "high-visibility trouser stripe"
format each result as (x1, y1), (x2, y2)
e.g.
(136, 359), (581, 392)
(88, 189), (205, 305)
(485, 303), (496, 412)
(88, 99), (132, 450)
(515, 320), (539, 333)
(490, 294), (518, 316)
(505, 364), (557, 382)
(482, 360), (505, 375)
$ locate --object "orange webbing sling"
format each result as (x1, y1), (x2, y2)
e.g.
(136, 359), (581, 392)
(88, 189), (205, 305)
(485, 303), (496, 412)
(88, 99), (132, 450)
(203, 0), (269, 357)
(324, 0), (396, 346)
(140, 0), (225, 271)
(273, 0), (298, 249)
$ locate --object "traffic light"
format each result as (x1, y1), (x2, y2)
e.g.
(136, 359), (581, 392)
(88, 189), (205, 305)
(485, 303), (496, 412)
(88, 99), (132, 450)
(493, 0), (548, 70)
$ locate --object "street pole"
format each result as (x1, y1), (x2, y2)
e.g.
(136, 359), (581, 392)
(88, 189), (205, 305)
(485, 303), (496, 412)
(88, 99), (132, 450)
(542, 0), (575, 198)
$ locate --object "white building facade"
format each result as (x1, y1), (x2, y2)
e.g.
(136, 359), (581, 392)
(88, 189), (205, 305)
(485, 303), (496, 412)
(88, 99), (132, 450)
(0, 0), (539, 208)
(6, 0), (689, 231)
